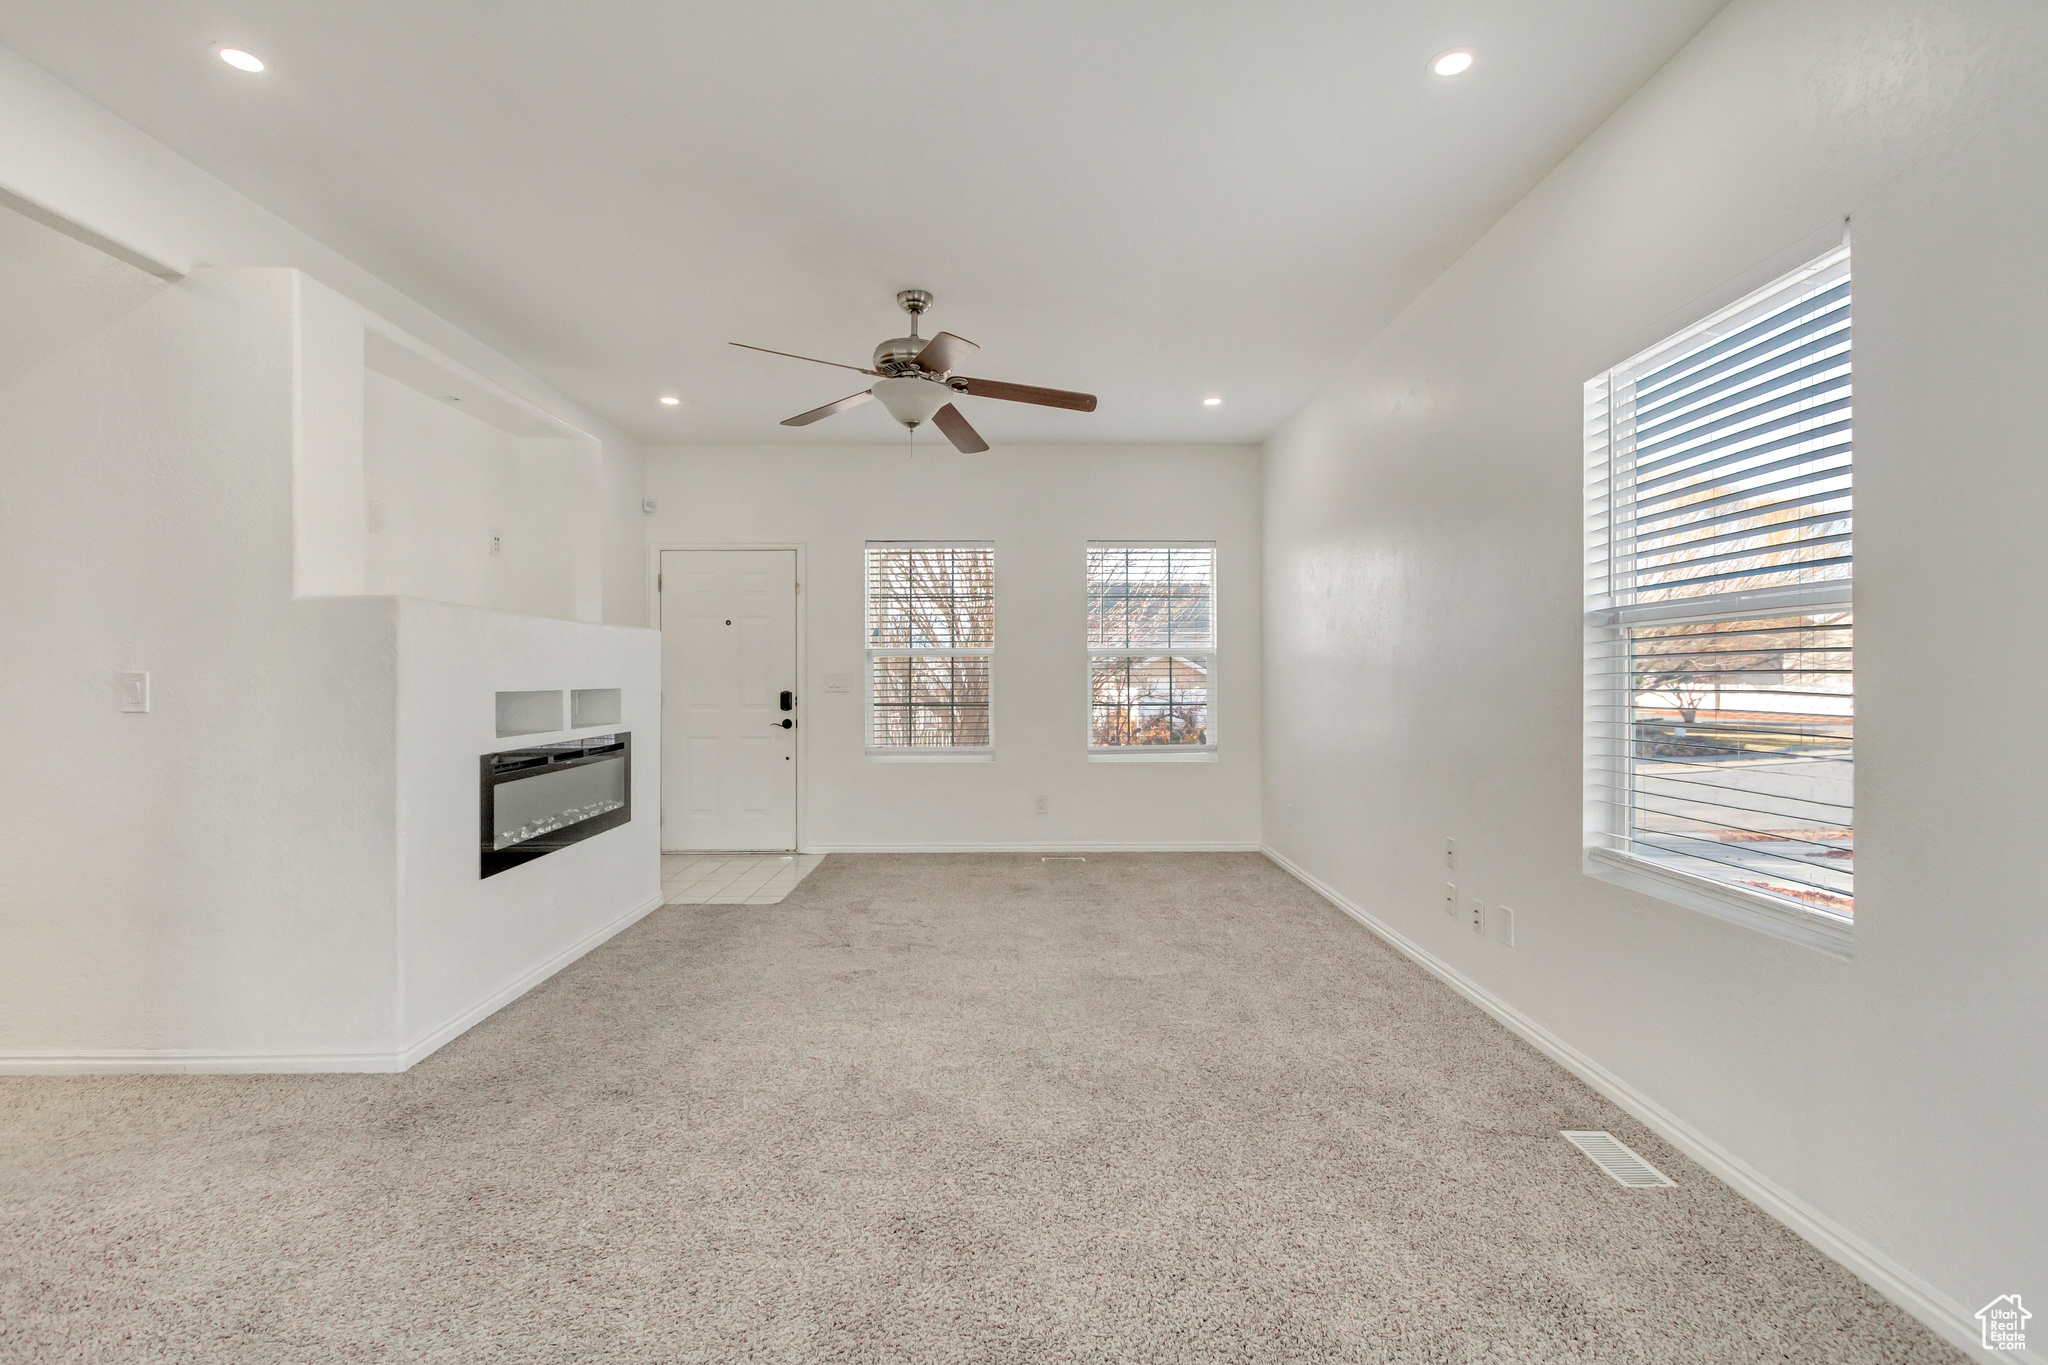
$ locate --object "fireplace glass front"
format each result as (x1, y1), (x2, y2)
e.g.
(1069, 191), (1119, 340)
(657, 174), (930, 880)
(480, 732), (631, 877)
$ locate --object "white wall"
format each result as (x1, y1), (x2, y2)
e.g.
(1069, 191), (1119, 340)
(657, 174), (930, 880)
(365, 372), (580, 620)
(644, 444), (1263, 851)
(1261, 0), (2046, 1351)
(0, 254), (402, 1064)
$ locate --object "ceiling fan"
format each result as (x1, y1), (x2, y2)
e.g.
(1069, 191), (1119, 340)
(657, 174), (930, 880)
(731, 290), (1098, 453)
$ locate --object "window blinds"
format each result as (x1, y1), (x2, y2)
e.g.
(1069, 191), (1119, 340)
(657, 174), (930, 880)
(1584, 246), (1854, 924)
(866, 544), (994, 749)
(1587, 246), (1852, 624)
(1087, 545), (1214, 748)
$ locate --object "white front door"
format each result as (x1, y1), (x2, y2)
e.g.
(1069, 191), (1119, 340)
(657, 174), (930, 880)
(660, 549), (798, 850)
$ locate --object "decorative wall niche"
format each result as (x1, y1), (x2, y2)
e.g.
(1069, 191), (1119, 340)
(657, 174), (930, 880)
(495, 689), (563, 738)
(571, 688), (623, 728)
(288, 275), (604, 623)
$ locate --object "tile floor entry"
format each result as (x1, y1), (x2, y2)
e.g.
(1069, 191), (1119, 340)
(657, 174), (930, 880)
(662, 852), (826, 904)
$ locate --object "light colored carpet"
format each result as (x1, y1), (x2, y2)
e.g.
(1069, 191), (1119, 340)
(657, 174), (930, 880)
(1, 853), (1958, 1363)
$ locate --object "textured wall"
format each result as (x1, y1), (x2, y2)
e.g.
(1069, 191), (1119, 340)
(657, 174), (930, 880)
(643, 444), (1264, 852)
(1262, 0), (2048, 1345)
(364, 372), (581, 620)
(0, 262), (401, 1061)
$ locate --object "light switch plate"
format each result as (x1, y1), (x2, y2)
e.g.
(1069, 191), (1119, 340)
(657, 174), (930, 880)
(1498, 905), (1516, 946)
(822, 673), (852, 693)
(119, 671), (150, 713)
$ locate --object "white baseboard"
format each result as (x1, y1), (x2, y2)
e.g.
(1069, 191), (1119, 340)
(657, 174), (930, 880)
(0, 1049), (407, 1075)
(1259, 843), (2030, 1365)
(0, 891), (668, 1078)
(801, 841), (1264, 854)
(396, 889), (666, 1070)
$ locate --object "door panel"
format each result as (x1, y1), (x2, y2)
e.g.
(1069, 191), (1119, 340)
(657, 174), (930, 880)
(738, 617), (769, 706)
(685, 735), (718, 815)
(681, 617), (720, 704)
(660, 549), (798, 850)
(738, 736), (773, 813)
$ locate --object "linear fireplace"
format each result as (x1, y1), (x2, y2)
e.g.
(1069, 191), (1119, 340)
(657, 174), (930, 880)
(479, 732), (631, 878)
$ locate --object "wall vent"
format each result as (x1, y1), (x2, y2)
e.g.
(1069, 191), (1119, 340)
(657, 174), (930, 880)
(1561, 1131), (1675, 1187)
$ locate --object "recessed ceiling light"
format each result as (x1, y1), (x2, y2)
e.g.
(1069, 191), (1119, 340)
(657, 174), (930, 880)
(1203, 396), (1223, 406)
(217, 47), (265, 73)
(1432, 49), (1475, 76)
(659, 395), (680, 405)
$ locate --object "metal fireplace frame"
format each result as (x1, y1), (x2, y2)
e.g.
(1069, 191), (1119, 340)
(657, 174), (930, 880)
(479, 732), (632, 879)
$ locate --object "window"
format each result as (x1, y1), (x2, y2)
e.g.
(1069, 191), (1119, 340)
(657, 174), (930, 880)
(1087, 544), (1215, 755)
(866, 543), (994, 754)
(1584, 246), (1852, 946)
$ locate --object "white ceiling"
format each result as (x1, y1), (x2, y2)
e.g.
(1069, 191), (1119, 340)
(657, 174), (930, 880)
(0, 1), (1727, 446)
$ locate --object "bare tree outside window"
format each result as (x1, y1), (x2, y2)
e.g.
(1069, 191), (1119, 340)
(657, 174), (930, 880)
(867, 545), (993, 749)
(1088, 546), (1214, 748)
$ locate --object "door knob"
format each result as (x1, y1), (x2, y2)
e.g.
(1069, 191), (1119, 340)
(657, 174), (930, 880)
(778, 718), (794, 729)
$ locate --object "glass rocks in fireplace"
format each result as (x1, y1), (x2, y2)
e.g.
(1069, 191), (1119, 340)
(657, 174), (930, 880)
(480, 733), (631, 877)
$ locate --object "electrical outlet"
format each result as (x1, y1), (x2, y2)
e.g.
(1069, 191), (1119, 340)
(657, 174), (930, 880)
(1034, 795), (1049, 815)
(1469, 898), (1486, 935)
(1445, 837), (1456, 870)
(366, 500), (385, 535)
(1444, 883), (1457, 916)
(1497, 905), (1516, 947)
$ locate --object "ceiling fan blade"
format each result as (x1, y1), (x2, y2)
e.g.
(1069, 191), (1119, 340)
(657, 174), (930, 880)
(930, 403), (989, 454)
(781, 390), (874, 426)
(731, 342), (877, 375)
(950, 377), (1098, 412)
(913, 331), (979, 375)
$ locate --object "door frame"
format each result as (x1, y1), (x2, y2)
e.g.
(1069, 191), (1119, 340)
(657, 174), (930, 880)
(649, 542), (808, 853)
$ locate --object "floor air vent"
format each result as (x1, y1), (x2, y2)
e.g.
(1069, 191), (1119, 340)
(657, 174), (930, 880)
(1561, 1131), (1675, 1187)
(1041, 856), (1086, 863)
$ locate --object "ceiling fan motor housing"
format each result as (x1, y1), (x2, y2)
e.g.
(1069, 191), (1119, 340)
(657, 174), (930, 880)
(872, 336), (932, 375)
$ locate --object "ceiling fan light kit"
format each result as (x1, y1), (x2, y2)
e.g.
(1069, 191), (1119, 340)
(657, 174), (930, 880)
(731, 289), (1096, 453)
(871, 376), (955, 428)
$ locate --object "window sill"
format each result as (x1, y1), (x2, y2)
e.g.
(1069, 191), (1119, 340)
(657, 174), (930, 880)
(866, 749), (994, 763)
(1584, 847), (1853, 960)
(1087, 749), (1218, 763)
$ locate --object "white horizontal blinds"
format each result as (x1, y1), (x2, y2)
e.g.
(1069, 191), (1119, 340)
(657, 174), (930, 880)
(1585, 246), (1853, 922)
(1604, 247), (1852, 617)
(1584, 371), (1617, 617)
(1087, 545), (1213, 747)
(1087, 546), (1214, 650)
(866, 544), (993, 748)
